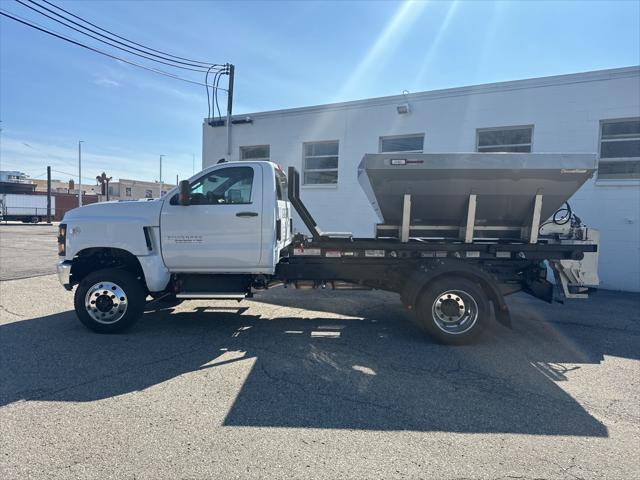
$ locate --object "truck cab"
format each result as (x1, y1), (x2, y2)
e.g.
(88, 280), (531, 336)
(160, 161), (291, 274)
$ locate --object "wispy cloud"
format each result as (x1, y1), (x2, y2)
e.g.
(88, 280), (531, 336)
(94, 77), (121, 88)
(90, 63), (203, 105)
(0, 136), (179, 182)
(130, 77), (204, 105)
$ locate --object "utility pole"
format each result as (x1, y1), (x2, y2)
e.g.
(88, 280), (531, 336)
(192, 153), (195, 174)
(226, 63), (235, 157)
(78, 140), (84, 207)
(46, 166), (51, 223)
(159, 154), (165, 197)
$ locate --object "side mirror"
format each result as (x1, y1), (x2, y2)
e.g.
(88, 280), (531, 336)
(178, 180), (190, 206)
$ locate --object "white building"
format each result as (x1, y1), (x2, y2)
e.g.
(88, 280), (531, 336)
(203, 66), (640, 292)
(0, 171), (32, 184)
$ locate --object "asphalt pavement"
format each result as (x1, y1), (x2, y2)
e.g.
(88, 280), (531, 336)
(1, 223), (639, 479)
(1, 271), (639, 479)
(0, 223), (59, 280)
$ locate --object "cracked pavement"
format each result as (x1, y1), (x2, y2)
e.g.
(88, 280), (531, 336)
(1, 274), (638, 479)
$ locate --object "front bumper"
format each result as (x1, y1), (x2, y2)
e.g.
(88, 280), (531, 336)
(57, 260), (73, 290)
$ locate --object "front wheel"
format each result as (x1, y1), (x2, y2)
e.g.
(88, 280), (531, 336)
(415, 276), (489, 345)
(74, 268), (145, 333)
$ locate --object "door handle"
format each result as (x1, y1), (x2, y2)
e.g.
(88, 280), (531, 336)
(236, 211), (259, 217)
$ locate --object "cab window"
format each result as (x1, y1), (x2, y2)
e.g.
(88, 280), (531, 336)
(173, 166), (254, 205)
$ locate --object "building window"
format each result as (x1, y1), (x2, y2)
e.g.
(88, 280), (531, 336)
(599, 118), (640, 180)
(303, 140), (339, 185)
(145, 189), (153, 198)
(240, 145), (270, 161)
(379, 134), (424, 153)
(477, 126), (533, 152)
(125, 187), (132, 197)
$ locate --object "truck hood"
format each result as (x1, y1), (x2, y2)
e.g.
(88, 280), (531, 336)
(62, 199), (163, 226)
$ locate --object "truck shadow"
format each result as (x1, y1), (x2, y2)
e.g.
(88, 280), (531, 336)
(1, 289), (638, 436)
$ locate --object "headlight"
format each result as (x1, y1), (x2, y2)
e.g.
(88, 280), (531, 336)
(58, 223), (66, 256)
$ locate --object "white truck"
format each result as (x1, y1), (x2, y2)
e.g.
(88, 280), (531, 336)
(1, 193), (54, 223)
(56, 154), (600, 344)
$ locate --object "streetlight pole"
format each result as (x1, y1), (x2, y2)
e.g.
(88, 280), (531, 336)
(159, 154), (165, 197)
(78, 140), (84, 207)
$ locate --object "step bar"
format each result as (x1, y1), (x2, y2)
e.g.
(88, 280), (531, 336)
(175, 292), (247, 300)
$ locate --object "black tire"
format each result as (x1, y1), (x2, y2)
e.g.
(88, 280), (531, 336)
(415, 276), (489, 345)
(74, 268), (145, 333)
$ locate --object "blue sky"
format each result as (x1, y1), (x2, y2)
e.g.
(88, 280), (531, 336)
(1, 0), (639, 183)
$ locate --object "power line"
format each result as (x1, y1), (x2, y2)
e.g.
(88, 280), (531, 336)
(207, 68), (227, 121)
(22, 141), (78, 170)
(204, 66), (230, 121)
(31, 0), (221, 69)
(214, 69), (224, 120)
(205, 66), (217, 121)
(0, 10), (228, 91)
(51, 169), (97, 183)
(17, 0), (223, 73)
(39, 0), (218, 67)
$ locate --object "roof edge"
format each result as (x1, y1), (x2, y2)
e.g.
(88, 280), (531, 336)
(206, 66), (640, 122)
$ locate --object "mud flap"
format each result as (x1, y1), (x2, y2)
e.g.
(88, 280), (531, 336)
(493, 302), (512, 328)
(523, 278), (554, 304)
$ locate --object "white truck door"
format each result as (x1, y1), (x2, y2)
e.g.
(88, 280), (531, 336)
(160, 164), (263, 272)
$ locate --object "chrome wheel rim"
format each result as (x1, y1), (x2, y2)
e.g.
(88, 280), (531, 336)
(84, 281), (128, 324)
(431, 289), (478, 335)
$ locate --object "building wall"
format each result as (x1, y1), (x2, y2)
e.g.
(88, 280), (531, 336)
(33, 179), (102, 196)
(203, 67), (640, 292)
(0, 171), (32, 184)
(33, 178), (173, 200)
(109, 179), (174, 200)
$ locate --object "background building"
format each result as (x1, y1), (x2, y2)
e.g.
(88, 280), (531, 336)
(8, 173), (174, 221)
(0, 171), (36, 193)
(5, 177), (100, 221)
(203, 66), (640, 292)
(108, 178), (174, 200)
(32, 177), (173, 200)
(32, 178), (101, 197)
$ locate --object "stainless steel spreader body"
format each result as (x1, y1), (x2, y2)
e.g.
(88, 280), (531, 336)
(357, 153), (597, 229)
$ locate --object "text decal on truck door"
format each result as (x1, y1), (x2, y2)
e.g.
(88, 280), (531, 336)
(167, 235), (203, 244)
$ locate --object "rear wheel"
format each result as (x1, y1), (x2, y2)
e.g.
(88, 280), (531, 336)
(74, 268), (145, 333)
(415, 276), (489, 345)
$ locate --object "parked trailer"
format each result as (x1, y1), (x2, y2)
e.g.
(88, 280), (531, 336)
(56, 154), (599, 344)
(0, 193), (54, 223)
